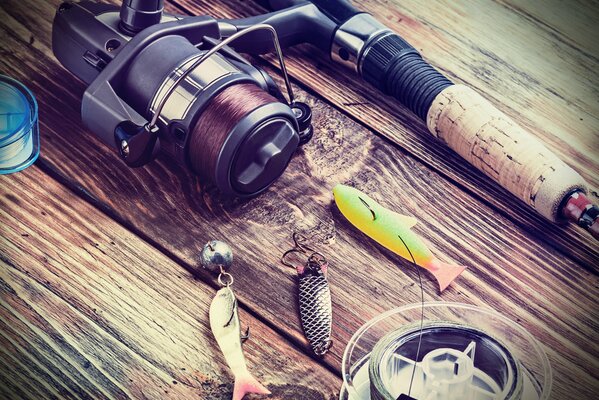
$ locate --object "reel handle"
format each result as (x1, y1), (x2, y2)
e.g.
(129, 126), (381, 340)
(114, 122), (160, 168)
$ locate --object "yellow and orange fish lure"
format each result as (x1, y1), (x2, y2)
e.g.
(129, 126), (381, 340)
(333, 184), (466, 292)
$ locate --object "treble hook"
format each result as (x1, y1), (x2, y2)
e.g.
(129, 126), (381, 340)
(313, 340), (334, 357)
(292, 232), (317, 253)
(281, 232), (315, 267)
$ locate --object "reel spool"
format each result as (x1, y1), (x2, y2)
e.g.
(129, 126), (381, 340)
(119, 27), (305, 196)
(340, 303), (552, 400)
(52, 3), (312, 196)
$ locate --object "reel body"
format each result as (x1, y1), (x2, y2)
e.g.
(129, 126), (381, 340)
(52, 0), (599, 234)
(52, 1), (310, 196)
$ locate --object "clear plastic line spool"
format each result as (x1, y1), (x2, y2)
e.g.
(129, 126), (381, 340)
(340, 303), (552, 400)
(0, 75), (40, 174)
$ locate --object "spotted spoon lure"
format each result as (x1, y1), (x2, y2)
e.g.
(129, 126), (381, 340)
(282, 236), (333, 356)
(298, 253), (333, 356)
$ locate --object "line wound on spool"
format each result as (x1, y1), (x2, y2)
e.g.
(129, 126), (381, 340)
(148, 23), (296, 131)
(144, 23), (300, 196)
(188, 83), (292, 187)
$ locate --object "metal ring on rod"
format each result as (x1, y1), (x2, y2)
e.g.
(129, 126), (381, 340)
(148, 23), (295, 130)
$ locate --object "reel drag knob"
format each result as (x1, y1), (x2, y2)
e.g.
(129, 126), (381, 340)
(230, 115), (299, 194)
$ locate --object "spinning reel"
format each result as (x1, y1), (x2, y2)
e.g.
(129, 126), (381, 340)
(52, 0), (447, 197)
(53, 0), (598, 239)
(53, 0), (312, 197)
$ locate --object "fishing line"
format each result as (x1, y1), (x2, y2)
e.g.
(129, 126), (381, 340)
(188, 83), (278, 180)
(397, 234), (424, 399)
(356, 194), (423, 396)
(0, 134), (29, 161)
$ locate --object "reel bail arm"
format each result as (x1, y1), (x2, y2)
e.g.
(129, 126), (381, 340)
(77, 14), (219, 164)
(206, 24), (314, 145)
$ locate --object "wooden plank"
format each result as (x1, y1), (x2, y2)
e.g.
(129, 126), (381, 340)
(0, 1), (597, 399)
(496, 0), (599, 59)
(0, 166), (341, 399)
(172, 0), (599, 261)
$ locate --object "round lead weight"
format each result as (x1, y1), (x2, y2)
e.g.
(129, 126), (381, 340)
(0, 75), (39, 174)
(200, 240), (233, 273)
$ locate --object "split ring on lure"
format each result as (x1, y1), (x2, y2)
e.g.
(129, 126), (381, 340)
(333, 184), (466, 292)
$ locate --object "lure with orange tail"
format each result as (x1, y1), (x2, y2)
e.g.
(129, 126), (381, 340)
(209, 287), (270, 400)
(333, 184), (466, 292)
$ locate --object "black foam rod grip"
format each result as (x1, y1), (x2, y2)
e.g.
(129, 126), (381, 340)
(361, 33), (453, 121)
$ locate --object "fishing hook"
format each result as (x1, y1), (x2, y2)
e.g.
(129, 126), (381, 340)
(292, 232), (318, 253)
(313, 339), (334, 357)
(241, 326), (251, 344)
(281, 248), (306, 268)
(281, 232), (321, 268)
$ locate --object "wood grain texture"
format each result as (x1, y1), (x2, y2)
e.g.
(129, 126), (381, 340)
(427, 84), (588, 222)
(173, 0), (599, 262)
(0, 0), (597, 399)
(0, 166), (341, 399)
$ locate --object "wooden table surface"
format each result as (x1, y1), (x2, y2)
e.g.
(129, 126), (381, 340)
(0, 0), (597, 399)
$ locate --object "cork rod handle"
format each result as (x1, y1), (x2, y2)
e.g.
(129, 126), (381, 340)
(427, 84), (588, 223)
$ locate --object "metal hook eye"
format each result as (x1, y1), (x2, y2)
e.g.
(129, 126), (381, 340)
(358, 196), (377, 221)
(308, 252), (327, 265)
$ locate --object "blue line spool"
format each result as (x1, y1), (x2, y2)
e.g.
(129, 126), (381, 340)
(0, 75), (40, 174)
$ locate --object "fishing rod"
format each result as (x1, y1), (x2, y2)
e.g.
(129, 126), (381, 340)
(220, 0), (599, 240)
(52, 0), (598, 240)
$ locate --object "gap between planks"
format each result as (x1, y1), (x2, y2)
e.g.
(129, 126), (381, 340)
(167, 0), (598, 271)
(0, 165), (343, 398)
(33, 156), (343, 379)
